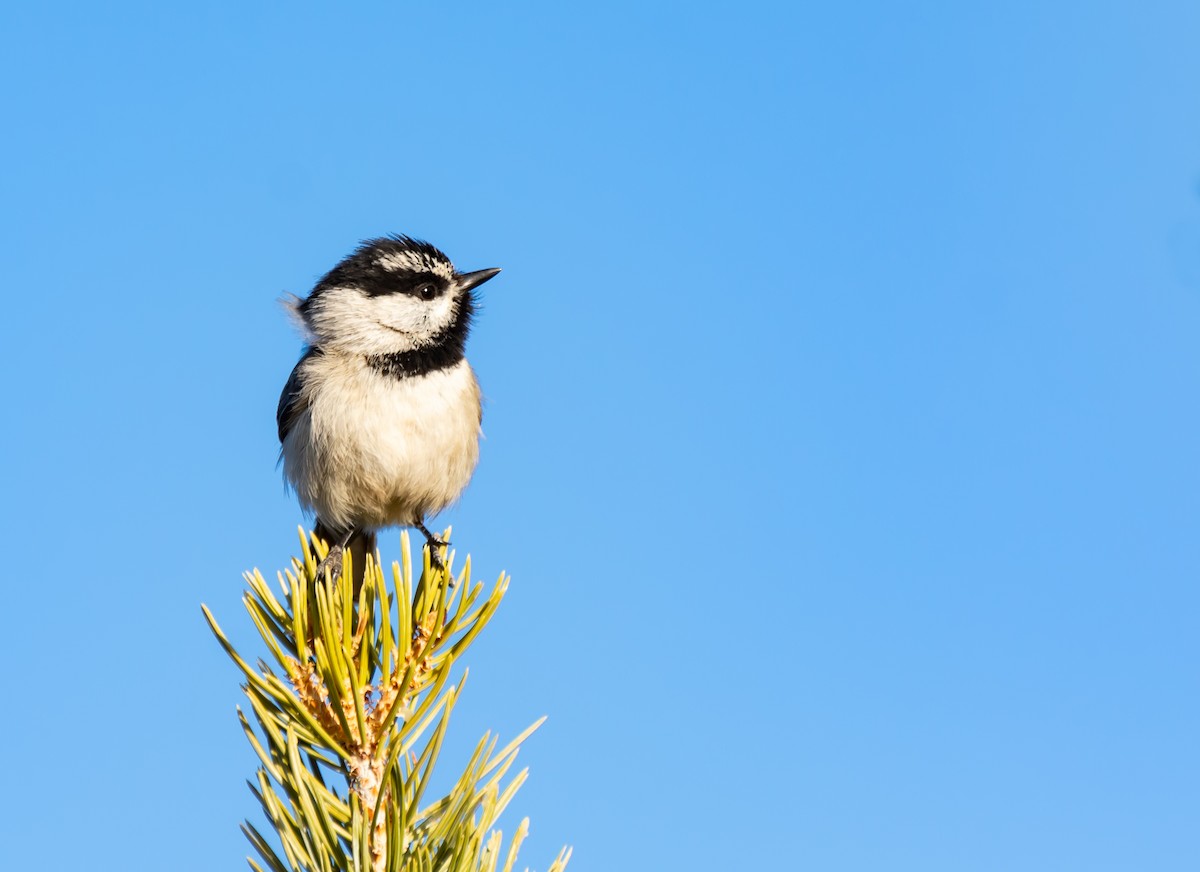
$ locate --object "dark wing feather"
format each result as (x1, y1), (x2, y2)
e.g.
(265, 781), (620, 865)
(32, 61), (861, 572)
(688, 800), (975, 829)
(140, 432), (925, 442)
(277, 347), (320, 444)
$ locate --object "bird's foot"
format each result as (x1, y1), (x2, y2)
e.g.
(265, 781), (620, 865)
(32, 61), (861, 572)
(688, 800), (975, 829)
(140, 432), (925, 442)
(315, 544), (344, 583)
(426, 541), (447, 571)
(415, 522), (449, 572)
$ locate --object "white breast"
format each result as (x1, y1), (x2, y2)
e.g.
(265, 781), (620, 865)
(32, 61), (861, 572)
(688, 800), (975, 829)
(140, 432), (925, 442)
(282, 355), (482, 532)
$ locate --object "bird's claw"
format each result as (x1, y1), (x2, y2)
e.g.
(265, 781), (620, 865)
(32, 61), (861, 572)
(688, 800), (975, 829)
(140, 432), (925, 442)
(427, 542), (447, 571)
(316, 544), (344, 583)
(414, 522), (449, 572)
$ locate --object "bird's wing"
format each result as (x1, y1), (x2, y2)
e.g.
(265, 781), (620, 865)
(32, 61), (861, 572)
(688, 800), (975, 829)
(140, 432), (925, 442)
(277, 347), (320, 443)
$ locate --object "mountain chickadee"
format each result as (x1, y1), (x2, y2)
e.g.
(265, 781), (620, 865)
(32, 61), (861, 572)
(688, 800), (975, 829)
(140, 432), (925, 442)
(277, 235), (500, 582)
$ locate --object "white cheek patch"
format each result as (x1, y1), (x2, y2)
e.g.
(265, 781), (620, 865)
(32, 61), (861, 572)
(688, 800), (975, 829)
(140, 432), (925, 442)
(305, 287), (459, 355)
(306, 289), (403, 356)
(371, 292), (457, 343)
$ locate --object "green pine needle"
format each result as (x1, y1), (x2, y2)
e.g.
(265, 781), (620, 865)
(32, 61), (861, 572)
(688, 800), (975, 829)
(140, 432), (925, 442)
(204, 529), (569, 872)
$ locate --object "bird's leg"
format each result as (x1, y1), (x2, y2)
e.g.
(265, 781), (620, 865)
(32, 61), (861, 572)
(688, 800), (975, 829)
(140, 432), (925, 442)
(315, 526), (357, 583)
(415, 520), (448, 570)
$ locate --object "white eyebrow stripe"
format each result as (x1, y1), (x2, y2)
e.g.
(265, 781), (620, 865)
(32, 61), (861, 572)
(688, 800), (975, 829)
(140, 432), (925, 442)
(377, 251), (423, 272)
(376, 251), (455, 279)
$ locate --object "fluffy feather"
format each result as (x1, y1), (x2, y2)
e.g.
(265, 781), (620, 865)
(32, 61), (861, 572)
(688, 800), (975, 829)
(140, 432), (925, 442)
(281, 355), (482, 532)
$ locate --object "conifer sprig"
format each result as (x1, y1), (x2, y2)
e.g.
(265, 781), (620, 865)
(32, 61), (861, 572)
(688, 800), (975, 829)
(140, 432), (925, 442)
(204, 529), (570, 872)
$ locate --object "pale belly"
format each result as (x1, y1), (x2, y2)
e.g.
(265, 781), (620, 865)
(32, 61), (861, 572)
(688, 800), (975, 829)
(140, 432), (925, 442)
(283, 358), (482, 532)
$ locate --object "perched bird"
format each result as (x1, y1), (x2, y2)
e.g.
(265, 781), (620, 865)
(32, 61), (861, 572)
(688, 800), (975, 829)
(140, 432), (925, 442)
(277, 235), (500, 583)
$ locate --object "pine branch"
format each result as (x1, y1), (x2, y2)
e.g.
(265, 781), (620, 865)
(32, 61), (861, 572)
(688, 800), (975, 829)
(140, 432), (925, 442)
(204, 528), (571, 872)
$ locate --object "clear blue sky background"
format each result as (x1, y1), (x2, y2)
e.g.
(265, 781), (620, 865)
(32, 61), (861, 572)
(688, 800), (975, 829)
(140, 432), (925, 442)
(2, 2), (1197, 870)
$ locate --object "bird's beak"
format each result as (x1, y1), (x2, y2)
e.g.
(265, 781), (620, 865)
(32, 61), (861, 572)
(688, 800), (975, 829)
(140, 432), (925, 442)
(455, 268), (502, 293)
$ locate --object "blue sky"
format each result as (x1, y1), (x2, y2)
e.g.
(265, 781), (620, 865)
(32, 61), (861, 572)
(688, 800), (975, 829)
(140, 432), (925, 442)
(2, 2), (1198, 870)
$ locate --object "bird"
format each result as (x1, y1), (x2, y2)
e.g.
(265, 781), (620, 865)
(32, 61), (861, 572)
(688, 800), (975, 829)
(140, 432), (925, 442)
(276, 235), (500, 586)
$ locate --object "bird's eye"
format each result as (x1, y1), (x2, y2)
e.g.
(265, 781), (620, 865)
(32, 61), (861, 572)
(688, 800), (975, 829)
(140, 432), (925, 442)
(418, 284), (437, 301)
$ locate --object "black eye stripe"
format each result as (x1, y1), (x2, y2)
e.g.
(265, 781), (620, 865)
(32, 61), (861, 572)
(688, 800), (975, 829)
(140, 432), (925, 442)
(358, 271), (446, 299)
